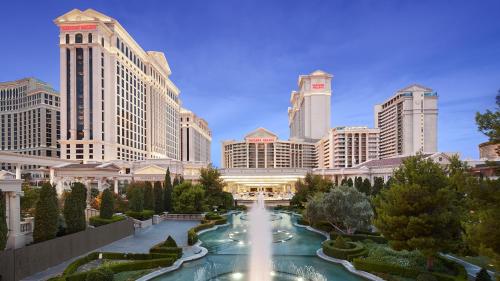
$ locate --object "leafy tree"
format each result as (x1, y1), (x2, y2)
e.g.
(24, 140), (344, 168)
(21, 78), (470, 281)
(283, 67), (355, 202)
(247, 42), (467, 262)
(34, 182), (59, 243)
(163, 169), (173, 212)
(173, 176), (180, 187)
(321, 185), (373, 234)
(371, 177), (384, 196)
(126, 182), (144, 212)
(475, 268), (492, 281)
(63, 182), (87, 234)
(290, 173), (332, 208)
(374, 155), (461, 270)
(360, 178), (371, 195)
(346, 178), (353, 187)
(384, 177), (394, 189)
(100, 188), (114, 219)
(0, 190), (7, 250)
(143, 182), (154, 210)
(200, 165), (225, 194)
(172, 182), (205, 213)
(303, 193), (324, 224)
(21, 185), (40, 217)
(475, 91), (500, 143)
(153, 181), (164, 214)
(90, 187), (99, 200)
(354, 177), (363, 192)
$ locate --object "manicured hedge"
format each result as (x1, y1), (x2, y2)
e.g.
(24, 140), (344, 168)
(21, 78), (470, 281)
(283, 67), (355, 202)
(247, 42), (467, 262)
(296, 217), (310, 226)
(330, 231), (387, 244)
(352, 257), (468, 281)
(89, 215), (125, 227)
(126, 210), (154, 220)
(187, 221), (216, 245)
(322, 240), (367, 261)
(63, 252), (100, 276)
(204, 212), (223, 220)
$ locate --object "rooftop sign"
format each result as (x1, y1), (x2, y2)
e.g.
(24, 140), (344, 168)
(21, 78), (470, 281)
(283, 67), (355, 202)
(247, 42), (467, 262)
(246, 137), (276, 143)
(312, 83), (325, 89)
(60, 24), (97, 31)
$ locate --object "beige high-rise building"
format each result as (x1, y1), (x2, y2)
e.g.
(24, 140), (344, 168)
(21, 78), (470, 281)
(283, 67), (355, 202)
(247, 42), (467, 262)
(222, 128), (316, 169)
(54, 9), (181, 162)
(180, 108), (211, 163)
(316, 126), (379, 168)
(0, 78), (60, 170)
(288, 70), (332, 142)
(374, 84), (438, 159)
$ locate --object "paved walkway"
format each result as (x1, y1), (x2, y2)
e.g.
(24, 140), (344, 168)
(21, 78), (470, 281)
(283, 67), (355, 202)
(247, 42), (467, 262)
(23, 220), (199, 281)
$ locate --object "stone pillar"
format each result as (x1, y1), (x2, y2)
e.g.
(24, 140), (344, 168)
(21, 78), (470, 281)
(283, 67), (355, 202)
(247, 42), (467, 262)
(15, 164), (21, 180)
(114, 178), (119, 194)
(49, 168), (55, 185)
(6, 191), (23, 249)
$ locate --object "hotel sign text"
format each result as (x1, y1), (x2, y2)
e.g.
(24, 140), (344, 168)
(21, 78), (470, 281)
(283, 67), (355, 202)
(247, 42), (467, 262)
(312, 83), (325, 89)
(60, 24), (97, 31)
(246, 137), (276, 143)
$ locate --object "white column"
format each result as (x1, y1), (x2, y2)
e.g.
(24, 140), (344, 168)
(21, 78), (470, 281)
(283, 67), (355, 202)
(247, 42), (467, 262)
(15, 164), (21, 180)
(6, 192), (22, 249)
(49, 168), (55, 185)
(114, 178), (119, 194)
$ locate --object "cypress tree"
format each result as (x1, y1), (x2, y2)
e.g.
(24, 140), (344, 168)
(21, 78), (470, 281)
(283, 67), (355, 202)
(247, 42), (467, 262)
(127, 182), (144, 212)
(34, 182), (59, 243)
(0, 190), (7, 250)
(361, 178), (371, 196)
(153, 181), (164, 214)
(340, 178), (347, 186)
(164, 169), (173, 212)
(354, 177), (363, 192)
(346, 178), (353, 187)
(144, 182), (154, 210)
(100, 188), (114, 219)
(372, 177), (384, 196)
(63, 183), (87, 234)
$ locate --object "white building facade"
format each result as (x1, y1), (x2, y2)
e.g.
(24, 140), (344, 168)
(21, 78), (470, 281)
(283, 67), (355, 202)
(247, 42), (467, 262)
(316, 126), (380, 168)
(180, 108), (211, 163)
(54, 9), (181, 163)
(374, 84), (438, 159)
(288, 70), (332, 142)
(222, 128), (316, 169)
(0, 78), (60, 170)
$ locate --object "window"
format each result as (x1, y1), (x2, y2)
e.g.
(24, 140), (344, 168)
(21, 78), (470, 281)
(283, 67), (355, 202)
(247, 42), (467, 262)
(75, 33), (83, 43)
(88, 33), (93, 43)
(65, 34), (70, 44)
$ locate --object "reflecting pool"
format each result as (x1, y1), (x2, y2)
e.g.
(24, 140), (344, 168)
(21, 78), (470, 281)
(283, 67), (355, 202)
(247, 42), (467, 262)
(151, 212), (365, 281)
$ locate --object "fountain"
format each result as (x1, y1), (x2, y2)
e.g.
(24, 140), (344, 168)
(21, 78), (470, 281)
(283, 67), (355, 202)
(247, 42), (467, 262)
(248, 193), (272, 281)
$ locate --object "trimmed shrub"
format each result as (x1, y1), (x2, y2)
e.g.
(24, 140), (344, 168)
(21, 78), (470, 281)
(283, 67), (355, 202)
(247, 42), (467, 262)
(297, 217), (310, 226)
(100, 188), (114, 219)
(322, 240), (367, 261)
(353, 258), (421, 278)
(85, 267), (113, 281)
(416, 273), (438, 281)
(126, 183), (144, 212)
(330, 231), (387, 244)
(126, 210), (154, 220)
(333, 236), (349, 249)
(106, 257), (175, 273)
(63, 183), (87, 234)
(188, 229), (198, 245)
(164, 235), (178, 247)
(63, 252), (100, 276)
(89, 215), (125, 227)
(475, 268), (492, 281)
(213, 218), (227, 225)
(34, 182), (59, 243)
(205, 212), (222, 220)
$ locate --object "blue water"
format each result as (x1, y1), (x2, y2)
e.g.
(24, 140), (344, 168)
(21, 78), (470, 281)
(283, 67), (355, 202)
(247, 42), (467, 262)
(152, 212), (365, 281)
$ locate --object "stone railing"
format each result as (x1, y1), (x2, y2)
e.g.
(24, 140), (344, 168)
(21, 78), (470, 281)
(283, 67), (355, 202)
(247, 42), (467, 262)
(162, 213), (203, 221)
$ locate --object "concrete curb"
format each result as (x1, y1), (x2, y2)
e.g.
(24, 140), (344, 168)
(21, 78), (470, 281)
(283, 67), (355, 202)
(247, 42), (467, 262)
(137, 222), (230, 281)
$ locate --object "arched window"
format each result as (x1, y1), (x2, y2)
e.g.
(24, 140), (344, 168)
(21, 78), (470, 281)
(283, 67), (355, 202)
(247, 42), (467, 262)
(88, 33), (93, 43)
(75, 33), (83, 43)
(65, 34), (70, 44)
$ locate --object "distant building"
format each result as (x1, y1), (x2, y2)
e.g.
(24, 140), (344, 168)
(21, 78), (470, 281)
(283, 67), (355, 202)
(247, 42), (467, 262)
(54, 9), (181, 162)
(0, 78), (60, 170)
(316, 126), (379, 168)
(222, 128), (316, 169)
(288, 70), (332, 142)
(479, 141), (500, 160)
(374, 84), (438, 159)
(180, 108), (211, 163)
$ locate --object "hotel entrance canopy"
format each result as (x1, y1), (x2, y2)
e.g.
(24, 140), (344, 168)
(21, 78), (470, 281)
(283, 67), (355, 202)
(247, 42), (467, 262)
(219, 168), (309, 191)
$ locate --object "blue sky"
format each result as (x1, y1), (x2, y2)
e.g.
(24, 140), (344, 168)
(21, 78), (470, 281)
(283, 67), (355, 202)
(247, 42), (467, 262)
(1, 1), (498, 166)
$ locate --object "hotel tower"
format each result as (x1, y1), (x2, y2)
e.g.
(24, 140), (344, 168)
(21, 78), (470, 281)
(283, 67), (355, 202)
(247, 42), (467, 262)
(54, 9), (181, 162)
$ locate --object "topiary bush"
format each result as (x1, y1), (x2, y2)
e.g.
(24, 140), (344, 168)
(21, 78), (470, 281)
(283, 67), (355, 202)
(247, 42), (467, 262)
(416, 272), (438, 281)
(100, 188), (114, 219)
(89, 215), (125, 227)
(34, 182), (59, 243)
(164, 235), (178, 247)
(0, 190), (8, 250)
(333, 236), (349, 249)
(126, 210), (154, 220)
(475, 268), (492, 281)
(322, 240), (366, 261)
(85, 267), (113, 281)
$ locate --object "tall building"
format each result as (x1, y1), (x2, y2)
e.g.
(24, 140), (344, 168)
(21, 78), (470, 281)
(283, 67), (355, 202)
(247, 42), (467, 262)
(0, 78), (60, 169)
(374, 84), (438, 159)
(54, 9), (181, 162)
(222, 128), (316, 169)
(180, 108), (211, 163)
(288, 70), (332, 142)
(316, 126), (379, 168)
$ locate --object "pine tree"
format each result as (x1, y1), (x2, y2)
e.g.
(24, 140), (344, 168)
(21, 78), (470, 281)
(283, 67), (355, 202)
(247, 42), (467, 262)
(34, 182), (59, 243)
(346, 178), (353, 187)
(361, 178), (371, 195)
(153, 181), (164, 214)
(164, 168), (173, 212)
(100, 188), (114, 219)
(374, 155), (461, 270)
(63, 183), (87, 234)
(354, 177), (363, 192)
(143, 182), (154, 210)
(0, 190), (8, 250)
